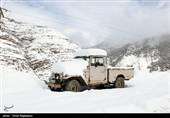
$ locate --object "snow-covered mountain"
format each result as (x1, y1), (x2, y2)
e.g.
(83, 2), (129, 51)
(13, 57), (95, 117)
(96, 34), (170, 72)
(0, 15), (80, 82)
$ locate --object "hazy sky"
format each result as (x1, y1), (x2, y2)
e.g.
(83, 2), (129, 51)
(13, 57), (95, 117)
(1, 0), (170, 47)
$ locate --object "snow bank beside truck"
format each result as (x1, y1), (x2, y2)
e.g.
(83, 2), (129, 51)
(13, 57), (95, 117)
(0, 66), (43, 94)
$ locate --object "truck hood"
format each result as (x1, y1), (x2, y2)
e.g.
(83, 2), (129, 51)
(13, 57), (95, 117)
(52, 59), (88, 76)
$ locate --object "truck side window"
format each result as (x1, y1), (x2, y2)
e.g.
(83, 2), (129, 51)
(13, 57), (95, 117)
(96, 57), (104, 66)
(91, 57), (104, 66)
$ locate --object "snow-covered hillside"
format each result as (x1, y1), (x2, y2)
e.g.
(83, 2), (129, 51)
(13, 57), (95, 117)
(116, 40), (160, 72)
(0, 15), (80, 81)
(0, 29), (29, 71)
(104, 35), (170, 72)
(0, 12), (80, 108)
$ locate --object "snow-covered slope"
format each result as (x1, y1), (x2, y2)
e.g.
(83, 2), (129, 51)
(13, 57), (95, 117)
(0, 18), (44, 97)
(0, 29), (29, 71)
(116, 39), (160, 72)
(103, 35), (170, 72)
(0, 15), (80, 81)
(0, 12), (80, 99)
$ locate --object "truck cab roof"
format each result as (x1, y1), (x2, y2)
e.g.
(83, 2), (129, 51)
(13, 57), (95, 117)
(74, 48), (107, 57)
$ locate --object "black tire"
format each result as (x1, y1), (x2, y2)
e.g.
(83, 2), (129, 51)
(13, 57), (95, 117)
(49, 86), (61, 91)
(49, 87), (55, 91)
(65, 80), (82, 92)
(114, 77), (125, 88)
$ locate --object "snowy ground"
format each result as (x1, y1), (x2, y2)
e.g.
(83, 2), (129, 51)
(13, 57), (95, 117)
(0, 66), (170, 113)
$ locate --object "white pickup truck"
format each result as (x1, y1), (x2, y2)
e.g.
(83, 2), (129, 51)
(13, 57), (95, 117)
(47, 49), (134, 92)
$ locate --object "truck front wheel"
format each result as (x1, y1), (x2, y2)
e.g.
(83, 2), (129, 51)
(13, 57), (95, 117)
(114, 77), (125, 88)
(65, 80), (82, 92)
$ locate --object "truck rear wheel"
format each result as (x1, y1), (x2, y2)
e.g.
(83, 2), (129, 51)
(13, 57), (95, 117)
(115, 77), (125, 88)
(65, 80), (82, 92)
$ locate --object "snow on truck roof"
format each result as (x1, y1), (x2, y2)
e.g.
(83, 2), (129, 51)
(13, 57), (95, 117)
(74, 48), (107, 57)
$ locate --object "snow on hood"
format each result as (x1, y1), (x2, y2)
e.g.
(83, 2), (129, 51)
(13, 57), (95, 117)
(52, 59), (88, 76)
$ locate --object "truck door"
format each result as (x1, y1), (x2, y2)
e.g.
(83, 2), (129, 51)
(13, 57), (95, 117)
(89, 57), (107, 84)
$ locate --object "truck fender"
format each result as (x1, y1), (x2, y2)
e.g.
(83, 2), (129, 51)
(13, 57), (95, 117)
(116, 74), (125, 80)
(65, 76), (88, 87)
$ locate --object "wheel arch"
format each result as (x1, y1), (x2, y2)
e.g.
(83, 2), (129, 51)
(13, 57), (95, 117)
(66, 76), (87, 87)
(116, 74), (125, 79)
